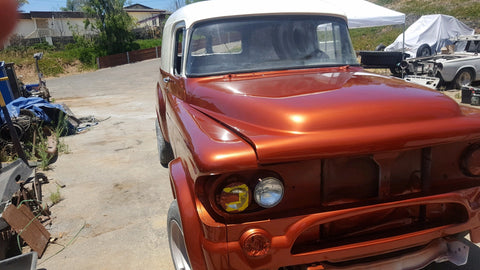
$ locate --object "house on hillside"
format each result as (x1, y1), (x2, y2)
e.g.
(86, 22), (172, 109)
(2, 3), (170, 48)
(124, 3), (170, 27)
(5, 11), (92, 47)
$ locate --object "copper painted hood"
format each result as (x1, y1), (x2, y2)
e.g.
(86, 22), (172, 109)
(187, 68), (480, 163)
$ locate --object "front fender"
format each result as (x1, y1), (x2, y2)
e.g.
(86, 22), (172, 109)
(440, 64), (476, 82)
(169, 158), (207, 270)
(170, 158), (230, 269)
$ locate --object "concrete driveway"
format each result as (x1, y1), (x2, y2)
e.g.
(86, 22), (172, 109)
(36, 59), (173, 269)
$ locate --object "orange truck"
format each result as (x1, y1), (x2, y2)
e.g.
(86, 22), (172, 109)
(155, 1), (480, 269)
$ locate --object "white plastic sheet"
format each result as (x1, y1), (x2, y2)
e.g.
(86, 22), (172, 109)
(385, 14), (474, 57)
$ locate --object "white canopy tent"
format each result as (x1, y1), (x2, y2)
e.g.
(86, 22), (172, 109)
(332, 0), (406, 58)
(178, 0), (406, 29)
(332, 0), (405, 29)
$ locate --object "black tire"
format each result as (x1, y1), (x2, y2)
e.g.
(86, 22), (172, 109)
(389, 65), (402, 76)
(416, 44), (432, 57)
(375, 43), (386, 51)
(155, 120), (174, 168)
(167, 200), (192, 270)
(454, 69), (475, 89)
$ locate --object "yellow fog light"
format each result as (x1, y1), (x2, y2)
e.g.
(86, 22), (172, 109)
(218, 182), (250, 213)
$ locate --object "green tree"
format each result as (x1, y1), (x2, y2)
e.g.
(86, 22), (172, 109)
(83, 0), (138, 56)
(61, 0), (87, 11)
(17, 0), (29, 8)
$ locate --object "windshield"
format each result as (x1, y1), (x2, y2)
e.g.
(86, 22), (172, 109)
(186, 16), (358, 77)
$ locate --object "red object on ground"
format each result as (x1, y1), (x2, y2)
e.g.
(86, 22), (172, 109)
(0, 0), (19, 44)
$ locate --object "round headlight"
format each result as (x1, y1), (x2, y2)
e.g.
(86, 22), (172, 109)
(218, 182), (250, 213)
(254, 177), (284, 208)
(462, 145), (480, 176)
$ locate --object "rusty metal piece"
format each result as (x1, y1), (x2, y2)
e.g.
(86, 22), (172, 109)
(2, 204), (50, 257)
(0, 160), (32, 230)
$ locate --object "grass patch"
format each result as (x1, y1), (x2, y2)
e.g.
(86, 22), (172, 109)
(24, 113), (70, 170)
(49, 187), (62, 205)
(134, 39), (162, 50)
(0, 43), (96, 78)
(392, 0), (480, 18)
(350, 26), (404, 51)
(58, 139), (70, 154)
(31, 126), (56, 171)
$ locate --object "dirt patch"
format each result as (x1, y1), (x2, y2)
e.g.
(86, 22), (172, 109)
(12, 61), (92, 85)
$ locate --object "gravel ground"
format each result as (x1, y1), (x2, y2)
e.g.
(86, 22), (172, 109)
(34, 59), (173, 269)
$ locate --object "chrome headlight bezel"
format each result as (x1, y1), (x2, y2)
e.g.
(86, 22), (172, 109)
(254, 177), (284, 208)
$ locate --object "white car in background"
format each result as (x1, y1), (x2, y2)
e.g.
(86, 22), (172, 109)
(402, 34), (480, 89)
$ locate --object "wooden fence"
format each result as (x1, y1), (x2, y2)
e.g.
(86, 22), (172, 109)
(96, 46), (161, 69)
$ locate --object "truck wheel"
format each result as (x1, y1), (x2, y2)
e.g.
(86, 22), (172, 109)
(375, 43), (386, 51)
(389, 66), (402, 77)
(416, 44), (432, 57)
(454, 69), (474, 89)
(155, 120), (174, 168)
(168, 200), (192, 270)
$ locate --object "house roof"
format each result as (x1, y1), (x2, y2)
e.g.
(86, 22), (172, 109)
(124, 3), (153, 10)
(20, 11), (86, 19)
(124, 3), (166, 12)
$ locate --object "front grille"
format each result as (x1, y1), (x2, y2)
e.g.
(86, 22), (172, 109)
(291, 202), (468, 254)
(293, 142), (477, 254)
(321, 147), (437, 206)
(322, 156), (379, 204)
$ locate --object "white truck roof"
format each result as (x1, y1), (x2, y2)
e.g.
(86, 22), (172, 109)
(161, 0), (347, 72)
(166, 0), (346, 29)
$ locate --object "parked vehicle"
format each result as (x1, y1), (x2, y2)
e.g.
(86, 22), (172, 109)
(401, 34), (480, 89)
(359, 15), (473, 76)
(156, 1), (480, 269)
(385, 14), (474, 58)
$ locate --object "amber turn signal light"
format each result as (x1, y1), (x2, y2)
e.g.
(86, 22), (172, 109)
(240, 229), (271, 257)
(462, 145), (480, 176)
(218, 182), (250, 213)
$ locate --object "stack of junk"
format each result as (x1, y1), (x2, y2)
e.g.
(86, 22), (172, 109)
(0, 53), (86, 269)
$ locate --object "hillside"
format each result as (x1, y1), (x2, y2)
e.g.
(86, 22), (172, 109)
(372, 0), (480, 30)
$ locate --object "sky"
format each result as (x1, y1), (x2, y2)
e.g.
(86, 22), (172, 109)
(20, 0), (177, 12)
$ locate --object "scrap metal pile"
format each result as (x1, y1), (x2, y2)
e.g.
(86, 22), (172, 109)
(0, 53), (78, 268)
(0, 160), (50, 267)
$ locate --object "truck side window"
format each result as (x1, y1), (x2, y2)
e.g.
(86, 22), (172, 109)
(174, 28), (185, 75)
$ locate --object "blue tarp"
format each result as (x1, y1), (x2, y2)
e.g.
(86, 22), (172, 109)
(0, 97), (66, 124)
(1, 97), (77, 135)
